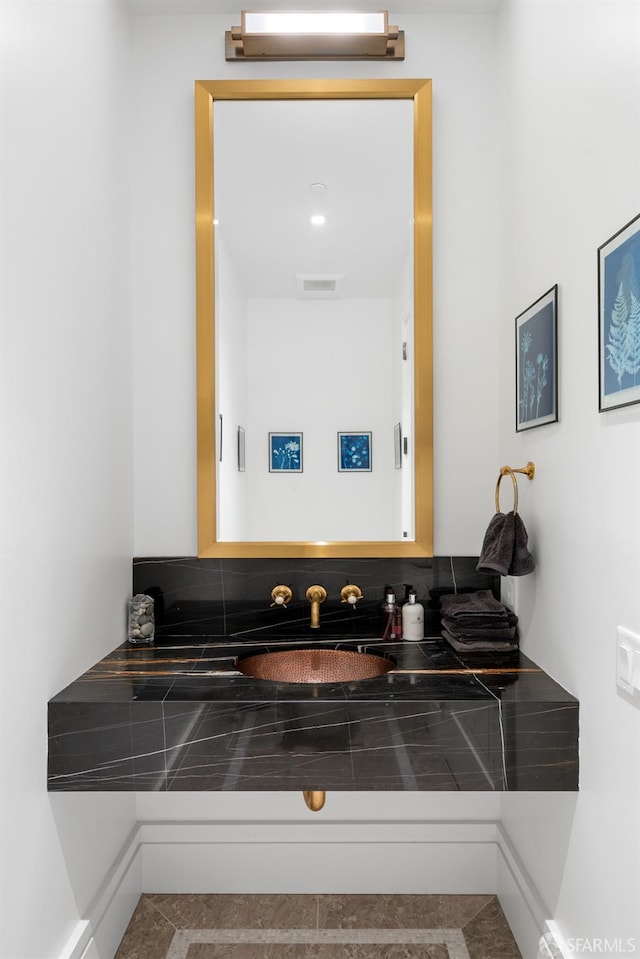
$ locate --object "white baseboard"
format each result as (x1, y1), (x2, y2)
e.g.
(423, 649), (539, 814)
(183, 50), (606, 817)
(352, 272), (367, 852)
(496, 823), (550, 959)
(57, 825), (143, 959)
(56, 817), (551, 959)
(138, 819), (499, 894)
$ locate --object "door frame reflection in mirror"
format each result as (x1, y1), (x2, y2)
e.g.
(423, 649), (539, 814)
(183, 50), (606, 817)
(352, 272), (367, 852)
(195, 79), (433, 558)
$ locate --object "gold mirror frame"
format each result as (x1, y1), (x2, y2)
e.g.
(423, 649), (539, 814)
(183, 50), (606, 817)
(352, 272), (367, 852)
(195, 78), (433, 558)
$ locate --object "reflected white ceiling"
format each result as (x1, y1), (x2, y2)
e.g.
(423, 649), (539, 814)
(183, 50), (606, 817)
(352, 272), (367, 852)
(214, 98), (414, 299)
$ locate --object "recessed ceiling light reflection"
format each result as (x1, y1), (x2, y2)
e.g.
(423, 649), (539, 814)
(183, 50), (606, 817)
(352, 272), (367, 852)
(310, 214), (326, 226)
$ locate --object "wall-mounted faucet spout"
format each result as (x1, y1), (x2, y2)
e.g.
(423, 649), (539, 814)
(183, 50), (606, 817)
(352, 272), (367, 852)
(305, 585), (327, 628)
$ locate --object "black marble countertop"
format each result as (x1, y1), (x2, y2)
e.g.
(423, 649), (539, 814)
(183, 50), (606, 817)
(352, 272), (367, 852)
(48, 621), (579, 793)
(48, 633), (574, 706)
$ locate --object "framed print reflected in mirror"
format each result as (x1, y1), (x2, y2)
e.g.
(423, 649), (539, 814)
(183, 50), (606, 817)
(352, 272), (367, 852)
(338, 432), (372, 472)
(269, 432), (303, 472)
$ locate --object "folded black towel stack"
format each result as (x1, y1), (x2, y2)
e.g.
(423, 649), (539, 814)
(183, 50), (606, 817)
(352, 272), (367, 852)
(440, 590), (518, 652)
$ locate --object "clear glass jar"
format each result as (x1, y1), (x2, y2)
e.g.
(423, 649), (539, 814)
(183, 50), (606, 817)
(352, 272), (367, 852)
(128, 593), (155, 645)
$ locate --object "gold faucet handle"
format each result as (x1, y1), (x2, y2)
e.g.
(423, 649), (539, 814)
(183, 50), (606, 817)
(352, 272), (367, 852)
(340, 584), (363, 605)
(270, 585), (293, 608)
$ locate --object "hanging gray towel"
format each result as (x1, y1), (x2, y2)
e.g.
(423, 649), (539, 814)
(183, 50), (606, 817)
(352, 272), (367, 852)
(476, 511), (516, 576)
(510, 512), (535, 575)
(476, 511), (535, 577)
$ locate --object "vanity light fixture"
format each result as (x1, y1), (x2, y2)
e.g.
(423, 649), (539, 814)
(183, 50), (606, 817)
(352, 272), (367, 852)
(225, 10), (404, 61)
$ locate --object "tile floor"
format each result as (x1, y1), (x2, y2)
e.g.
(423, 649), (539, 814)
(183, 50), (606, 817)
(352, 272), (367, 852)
(114, 894), (522, 958)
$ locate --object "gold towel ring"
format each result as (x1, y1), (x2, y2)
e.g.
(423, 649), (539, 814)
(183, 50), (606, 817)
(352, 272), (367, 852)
(495, 467), (518, 514)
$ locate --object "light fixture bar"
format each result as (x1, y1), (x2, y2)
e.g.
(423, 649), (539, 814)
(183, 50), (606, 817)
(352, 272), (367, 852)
(243, 11), (386, 35)
(226, 10), (404, 61)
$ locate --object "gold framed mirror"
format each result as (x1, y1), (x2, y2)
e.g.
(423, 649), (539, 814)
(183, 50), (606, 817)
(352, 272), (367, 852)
(195, 79), (432, 558)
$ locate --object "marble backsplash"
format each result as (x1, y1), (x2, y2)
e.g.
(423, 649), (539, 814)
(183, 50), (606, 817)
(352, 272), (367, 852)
(132, 556), (500, 641)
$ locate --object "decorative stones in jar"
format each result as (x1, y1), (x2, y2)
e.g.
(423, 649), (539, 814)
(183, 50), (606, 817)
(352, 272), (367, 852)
(128, 593), (155, 645)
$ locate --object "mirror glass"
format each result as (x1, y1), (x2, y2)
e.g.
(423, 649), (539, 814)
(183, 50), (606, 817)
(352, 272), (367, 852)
(196, 80), (432, 558)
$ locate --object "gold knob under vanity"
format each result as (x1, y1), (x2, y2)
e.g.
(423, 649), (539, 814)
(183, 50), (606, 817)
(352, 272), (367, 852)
(303, 790), (326, 812)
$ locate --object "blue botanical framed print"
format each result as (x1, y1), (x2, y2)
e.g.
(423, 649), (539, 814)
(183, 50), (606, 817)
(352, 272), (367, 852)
(515, 285), (558, 431)
(599, 212), (640, 412)
(338, 432), (372, 472)
(269, 432), (302, 472)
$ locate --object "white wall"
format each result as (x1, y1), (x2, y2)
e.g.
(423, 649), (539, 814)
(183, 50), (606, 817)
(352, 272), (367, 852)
(393, 255), (414, 538)
(136, 792), (503, 898)
(0, 2), (137, 957)
(497, 0), (640, 952)
(245, 297), (396, 541)
(216, 234), (248, 540)
(130, 10), (501, 556)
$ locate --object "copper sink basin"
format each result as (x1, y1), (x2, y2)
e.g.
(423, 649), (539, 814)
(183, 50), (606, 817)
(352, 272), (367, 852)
(236, 647), (395, 684)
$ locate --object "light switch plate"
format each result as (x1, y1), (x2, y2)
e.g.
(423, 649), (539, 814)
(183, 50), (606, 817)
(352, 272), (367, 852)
(617, 626), (640, 704)
(633, 648), (640, 692)
(617, 641), (633, 692)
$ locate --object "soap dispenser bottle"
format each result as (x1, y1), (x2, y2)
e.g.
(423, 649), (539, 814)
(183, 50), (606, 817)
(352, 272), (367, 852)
(402, 589), (424, 641)
(380, 588), (401, 641)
